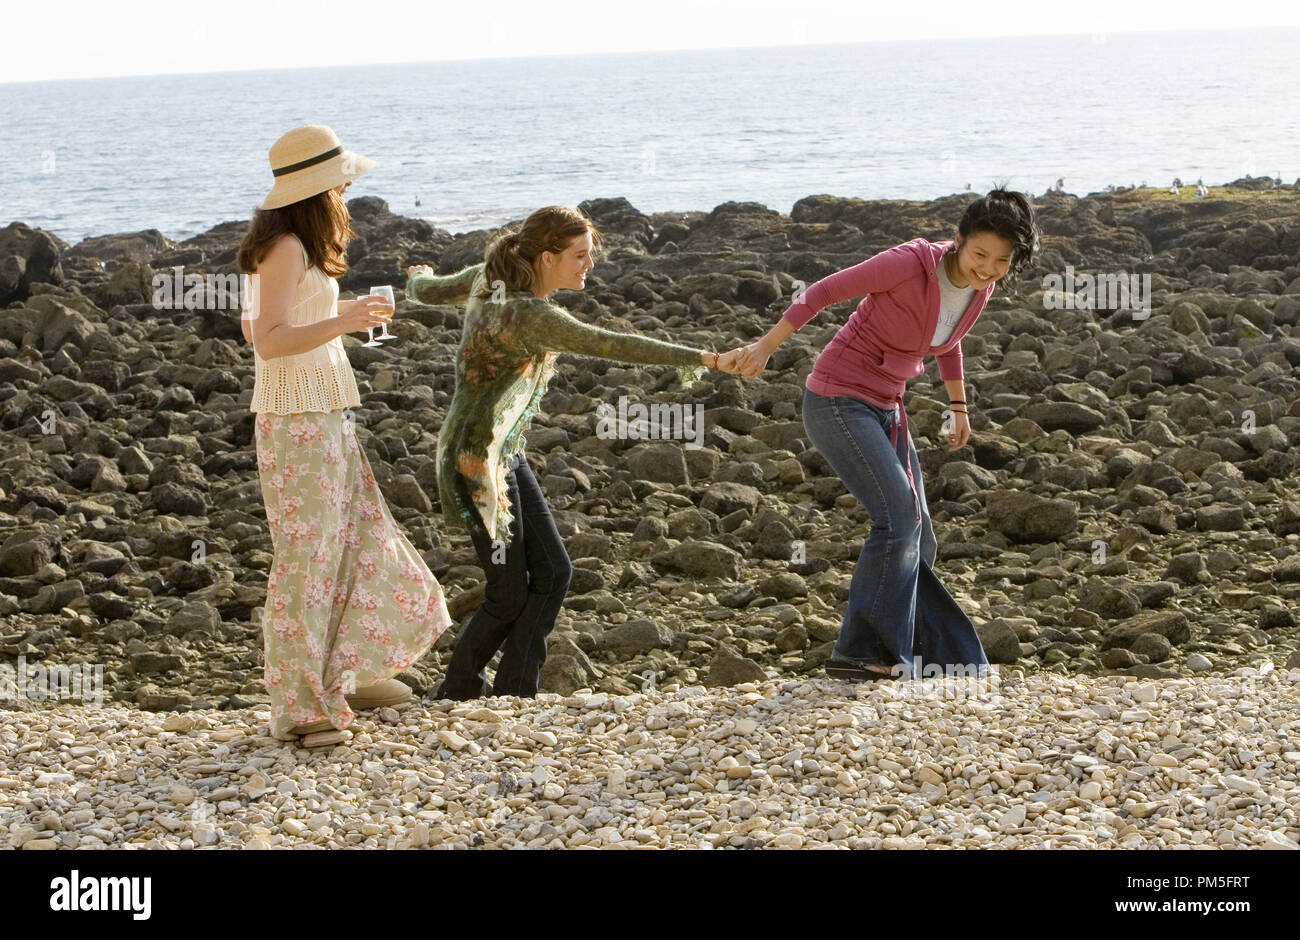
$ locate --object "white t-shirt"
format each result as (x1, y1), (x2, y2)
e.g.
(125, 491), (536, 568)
(932, 255), (976, 348)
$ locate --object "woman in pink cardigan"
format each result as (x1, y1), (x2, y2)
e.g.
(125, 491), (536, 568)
(734, 189), (1039, 681)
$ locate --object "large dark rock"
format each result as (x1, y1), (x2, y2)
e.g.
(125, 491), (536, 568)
(0, 222), (65, 304)
(650, 540), (740, 580)
(338, 196), (452, 292)
(538, 654), (588, 695)
(1078, 579), (1143, 621)
(578, 197), (653, 248)
(627, 443), (689, 485)
(706, 644), (767, 687)
(1100, 610), (1192, 649)
(684, 201), (786, 250)
(699, 482), (761, 517)
(22, 290), (109, 352)
(1023, 402), (1107, 434)
(974, 618), (1022, 663)
(65, 228), (178, 265)
(984, 491), (1079, 542)
(0, 529), (60, 576)
(591, 619), (675, 654)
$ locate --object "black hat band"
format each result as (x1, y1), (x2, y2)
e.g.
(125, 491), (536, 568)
(272, 146), (344, 178)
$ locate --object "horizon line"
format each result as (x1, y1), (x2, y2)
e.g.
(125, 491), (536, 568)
(2, 25), (1293, 88)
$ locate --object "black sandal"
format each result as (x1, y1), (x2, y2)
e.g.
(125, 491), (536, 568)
(825, 659), (899, 681)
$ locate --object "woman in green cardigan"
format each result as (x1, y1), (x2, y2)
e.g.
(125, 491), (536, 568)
(406, 205), (736, 700)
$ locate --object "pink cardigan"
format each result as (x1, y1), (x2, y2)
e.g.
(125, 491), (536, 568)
(780, 237), (994, 521)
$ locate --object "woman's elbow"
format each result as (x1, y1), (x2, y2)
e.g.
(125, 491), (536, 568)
(252, 332), (280, 358)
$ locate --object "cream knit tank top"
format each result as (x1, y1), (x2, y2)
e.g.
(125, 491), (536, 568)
(250, 234), (362, 414)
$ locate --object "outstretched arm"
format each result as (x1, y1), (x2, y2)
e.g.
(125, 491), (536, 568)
(512, 296), (712, 385)
(734, 241), (922, 377)
(405, 263), (485, 306)
(780, 241), (919, 330)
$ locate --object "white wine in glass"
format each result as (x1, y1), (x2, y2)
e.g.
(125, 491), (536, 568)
(360, 289), (383, 347)
(373, 285), (396, 342)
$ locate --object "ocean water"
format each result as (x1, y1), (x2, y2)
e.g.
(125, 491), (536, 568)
(1, 28), (1298, 245)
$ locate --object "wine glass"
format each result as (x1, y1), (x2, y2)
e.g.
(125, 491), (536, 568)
(372, 286), (396, 342)
(360, 289), (383, 347)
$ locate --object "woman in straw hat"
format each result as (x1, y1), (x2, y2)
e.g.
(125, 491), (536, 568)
(238, 125), (452, 740)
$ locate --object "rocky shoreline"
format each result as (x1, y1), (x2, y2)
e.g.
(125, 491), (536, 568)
(0, 181), (1299, 715)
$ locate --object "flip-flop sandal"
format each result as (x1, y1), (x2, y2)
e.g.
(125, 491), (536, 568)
(289, 719), (335, 736)
(345, 678), (414, 709)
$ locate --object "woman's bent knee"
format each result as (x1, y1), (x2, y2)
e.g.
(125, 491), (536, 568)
(872, 515), (924, 544)
(480, 594), (528, 624)
(536, 557), (572, 597)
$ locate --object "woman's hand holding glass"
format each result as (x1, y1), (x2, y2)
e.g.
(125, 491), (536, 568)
(339, 293), (393, 342)
(370, 286), (396, 342)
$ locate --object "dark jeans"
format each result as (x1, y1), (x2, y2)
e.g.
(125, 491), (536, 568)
(801, 388), (989, 679)
(438, 451), (572, 700)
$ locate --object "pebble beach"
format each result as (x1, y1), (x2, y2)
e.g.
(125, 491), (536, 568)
(5, 670), (1299, 850)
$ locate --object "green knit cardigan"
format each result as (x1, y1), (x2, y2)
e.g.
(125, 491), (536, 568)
(406, 263), (709, 543)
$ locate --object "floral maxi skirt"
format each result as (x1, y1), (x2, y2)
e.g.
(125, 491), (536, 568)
(253, 410), (452, 740)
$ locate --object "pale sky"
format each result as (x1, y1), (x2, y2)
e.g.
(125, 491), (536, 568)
(7, 0), (1300, 84)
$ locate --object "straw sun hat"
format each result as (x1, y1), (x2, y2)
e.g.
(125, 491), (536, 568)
(259, 125), (375, 210)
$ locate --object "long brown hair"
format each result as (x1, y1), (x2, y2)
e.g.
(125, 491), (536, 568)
(477, 205), (603, 298)
(237, 187), (353, 277)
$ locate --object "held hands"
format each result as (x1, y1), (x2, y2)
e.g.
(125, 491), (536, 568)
(713, 349), (744, 373)
(706, 339), (974, 446)
(704, 342), (772, 377)
(703, 349), (740, 373)
(732, 341), (772, 379)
